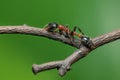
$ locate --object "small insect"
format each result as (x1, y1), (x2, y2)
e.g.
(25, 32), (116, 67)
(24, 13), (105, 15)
(44, 22), (81, 38)
(44, 22), (94, 48)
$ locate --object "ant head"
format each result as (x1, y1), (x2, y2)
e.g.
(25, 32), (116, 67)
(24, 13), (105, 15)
(81, 36), (90, 45)
(48, 22), (58, 28)
(81, 36), (90, 42)
(81, 36), (93, 48)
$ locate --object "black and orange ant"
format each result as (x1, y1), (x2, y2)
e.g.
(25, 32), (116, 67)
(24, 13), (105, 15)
(44, 22), (94, 48)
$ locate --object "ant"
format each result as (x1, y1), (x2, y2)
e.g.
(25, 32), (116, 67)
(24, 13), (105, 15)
(44, 22), (94, 48)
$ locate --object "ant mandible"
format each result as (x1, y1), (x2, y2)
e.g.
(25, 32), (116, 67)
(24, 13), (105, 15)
(44, 22), (94, 48)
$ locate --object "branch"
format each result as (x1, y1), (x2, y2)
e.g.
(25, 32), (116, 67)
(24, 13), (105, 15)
(0, 25), (120, 76)
(32, 29), (120, 76)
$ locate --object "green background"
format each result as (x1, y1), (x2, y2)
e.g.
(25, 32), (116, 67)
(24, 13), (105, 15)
(0, 0), (120, 80)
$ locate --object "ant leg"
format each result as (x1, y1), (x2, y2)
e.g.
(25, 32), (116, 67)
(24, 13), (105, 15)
(77, 27), (84, 35)
(71, 26), (77, 40)
(64, 25), (70, 38)
(43, 24), (48, 31)
(65, 24), (69, 28)
(59, 30), (63, 35)
(58, 25), (70, 38)
(71, 26), (77, 35)
(70, 26), (77, 42)
(64, 26), (74, 43)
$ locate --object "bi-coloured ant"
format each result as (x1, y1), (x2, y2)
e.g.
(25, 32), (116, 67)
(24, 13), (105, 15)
(44, 22), (94, 48)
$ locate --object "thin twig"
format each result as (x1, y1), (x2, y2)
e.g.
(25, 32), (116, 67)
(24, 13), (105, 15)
(0, 25), (120, 76)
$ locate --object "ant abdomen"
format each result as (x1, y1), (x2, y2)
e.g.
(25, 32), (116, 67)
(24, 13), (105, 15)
(45, 22), (58, 32)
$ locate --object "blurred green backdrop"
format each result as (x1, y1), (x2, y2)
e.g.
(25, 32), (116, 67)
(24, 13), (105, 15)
(0, 0), (120, 80)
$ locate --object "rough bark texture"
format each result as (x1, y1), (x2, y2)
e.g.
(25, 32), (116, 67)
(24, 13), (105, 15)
(0, 25), (119, 76)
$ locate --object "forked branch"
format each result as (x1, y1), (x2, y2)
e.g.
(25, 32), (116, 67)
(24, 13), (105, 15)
(0, 25), (120, 76)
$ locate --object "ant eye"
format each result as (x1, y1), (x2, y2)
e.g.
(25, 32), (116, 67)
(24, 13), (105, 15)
(83, 37), (88, 41)
(83, 36), (89, 40)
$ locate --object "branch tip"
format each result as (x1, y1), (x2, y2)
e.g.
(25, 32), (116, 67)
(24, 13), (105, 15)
(32, 64), (39, 75)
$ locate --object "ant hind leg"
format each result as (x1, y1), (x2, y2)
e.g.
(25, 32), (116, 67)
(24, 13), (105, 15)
(77, 27), (85, 35)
